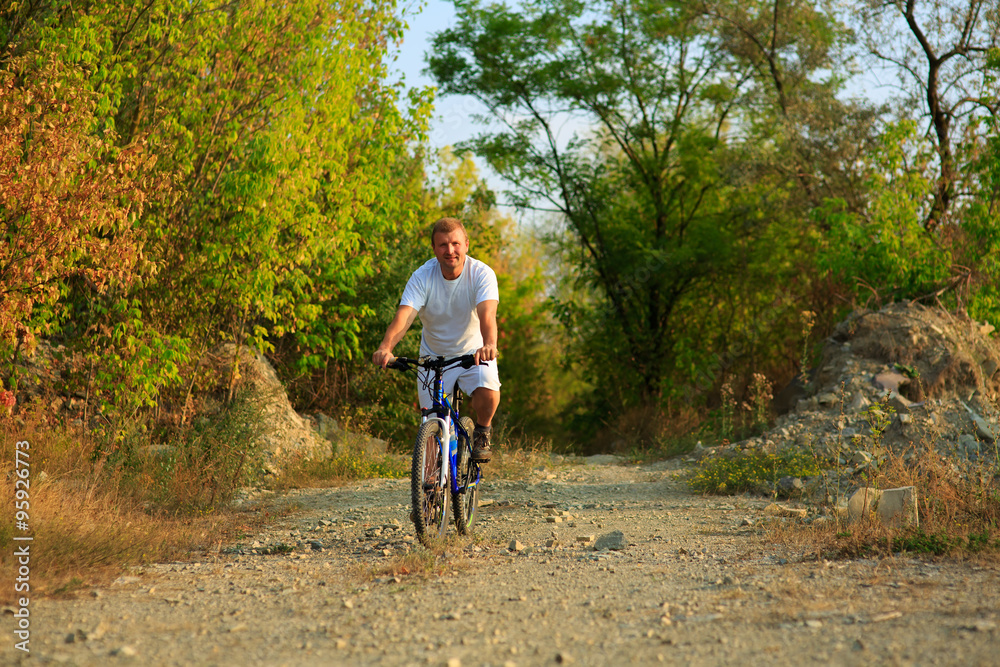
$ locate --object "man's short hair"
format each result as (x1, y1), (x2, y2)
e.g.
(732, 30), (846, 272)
(430, 217), (468, 245)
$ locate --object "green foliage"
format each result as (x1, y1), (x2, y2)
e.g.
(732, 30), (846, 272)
(0, 53), (151, 391)
(957, 88), (1000, 325)
(10, 0), (1000, 470)
(278, 449), (408, 484)
(428, 0), (870, 445)
(854, 394), (896, 486)
(4, 0), (434, 426)
(861, 398), (896, 442)
(818, 121), (952, 306)
(889, 530), (958, 556)
(82, 296), (191, 417)
(810, 43), (1000, 325)
(145, 388), (266, 514)
(687, 448), (822, 495)
(843, 530), (1000, 557)
(431, 0), (739, 408)
(851, 0), (1000, 228)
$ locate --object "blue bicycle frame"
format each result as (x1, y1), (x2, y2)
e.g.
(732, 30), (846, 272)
(392, 355), (480, 498)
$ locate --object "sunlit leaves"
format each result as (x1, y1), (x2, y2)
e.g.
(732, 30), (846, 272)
(0, 55), (153, 360)
(3, 0), (433, 414)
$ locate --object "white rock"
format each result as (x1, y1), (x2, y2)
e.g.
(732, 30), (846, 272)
(848, 486), (918, 528)
(817, 392), (840, 406)
(848, 393), (870, 414)
(887, 391), (912, 413)
(594, 530), (627, 550)
(850, 451), (873, 466)
(959, 434), (980, 456)
(847, 487), (881, 523)
(764, 503), (807, 519)
(876, 486), (919, 528)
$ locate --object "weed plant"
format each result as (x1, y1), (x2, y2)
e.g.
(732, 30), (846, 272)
(88, 387), (270, 513)
(772, 388), (1000, 560)
(704, 374), (776, 447)
(858, 394), (896, 488)
(745, 373), (774, 435)
(785, 438), (1000, 559)
(799, 310), (817, 385)
(270, 446), (408, 490)
(719, 382), (735, 443)
(364, 534), (479, 581)
(0, 408), (260, 601)
(490, 426), (556, 481)
(688, 448), (822, 495)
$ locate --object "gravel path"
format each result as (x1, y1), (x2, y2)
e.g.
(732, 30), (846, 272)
(8, 458), (1000, 666)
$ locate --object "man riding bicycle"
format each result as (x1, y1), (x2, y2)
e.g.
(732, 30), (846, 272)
(372, 217), (500, 463)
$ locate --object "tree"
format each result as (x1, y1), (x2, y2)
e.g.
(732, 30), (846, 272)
(428, 0), (864, 411)
(4, 0), (434, 414)
(700, 0), (877, 213)
(852, 0), (1000, 229)
(0, 55), (153, 393)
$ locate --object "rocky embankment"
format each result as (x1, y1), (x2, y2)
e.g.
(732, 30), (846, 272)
(7, 457), (999, 666)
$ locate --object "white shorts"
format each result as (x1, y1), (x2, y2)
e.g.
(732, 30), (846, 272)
(417, 359), (501, 410)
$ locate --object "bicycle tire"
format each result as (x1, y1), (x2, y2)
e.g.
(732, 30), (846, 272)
(412, 419), (450, 544)
(452, 416), (479, 534)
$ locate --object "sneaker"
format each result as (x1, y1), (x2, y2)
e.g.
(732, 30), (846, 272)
(471, 427), (492, 463)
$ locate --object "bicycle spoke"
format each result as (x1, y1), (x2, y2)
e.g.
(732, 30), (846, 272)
(411, 420), (449, 544)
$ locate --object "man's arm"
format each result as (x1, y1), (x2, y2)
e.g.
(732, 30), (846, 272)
(372, 305), (418, 368)
(475, 299), (499, 365)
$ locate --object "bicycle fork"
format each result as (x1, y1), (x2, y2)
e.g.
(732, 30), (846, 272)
(422, 414), (450, 493)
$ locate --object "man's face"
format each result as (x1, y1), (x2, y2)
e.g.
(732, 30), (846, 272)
(432, 229), (469, 275)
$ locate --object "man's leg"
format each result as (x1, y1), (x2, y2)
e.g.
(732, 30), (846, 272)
(469, 387), (500, 427)
(470, 387), (499, 462)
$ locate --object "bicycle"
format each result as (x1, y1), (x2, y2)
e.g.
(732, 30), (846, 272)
(387, 354), (482, 544)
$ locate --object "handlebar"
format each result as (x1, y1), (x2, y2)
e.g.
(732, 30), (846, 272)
(387, 354), (481, 372)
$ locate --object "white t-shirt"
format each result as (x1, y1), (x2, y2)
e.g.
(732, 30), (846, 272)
(400, 257), (499, 357)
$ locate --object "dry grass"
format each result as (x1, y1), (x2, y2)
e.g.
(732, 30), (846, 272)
(268, 445), (409, 491)
(0, 413), (266, 603)
(766, 438), (1000, 561)
(490, 436), (555, 481)
(593, 403), (703, 459)
(361, 534), (479, 581)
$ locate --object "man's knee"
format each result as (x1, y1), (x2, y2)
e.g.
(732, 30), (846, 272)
(473, 387), (500, 402)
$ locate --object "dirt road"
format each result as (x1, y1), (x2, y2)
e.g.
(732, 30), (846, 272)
(7, 457), (999, 666)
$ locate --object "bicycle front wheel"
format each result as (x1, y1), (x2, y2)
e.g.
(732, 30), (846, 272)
(452, 416), (479, 534)
(412, 420), (450, 544)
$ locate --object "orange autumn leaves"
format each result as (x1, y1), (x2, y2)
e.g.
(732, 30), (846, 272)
(0, 57), (158, 362)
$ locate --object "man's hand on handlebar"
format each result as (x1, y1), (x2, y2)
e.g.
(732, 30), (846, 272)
(372, 348), (394, 369)
(474, 343), (498, 366)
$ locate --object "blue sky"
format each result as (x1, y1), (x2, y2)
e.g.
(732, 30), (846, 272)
(389, 0), (894, 216)
(390, 1), (527, 210)
(393, 1), (482, 151)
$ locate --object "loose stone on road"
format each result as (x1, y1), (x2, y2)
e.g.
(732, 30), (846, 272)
(11, 458), (1000, 666)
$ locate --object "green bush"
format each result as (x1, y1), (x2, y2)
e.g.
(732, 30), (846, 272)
(688, 448), (822, 495)
(841, 530), (1000, 558)
(95, 388), (268, 514)
(271, 446), (408, 490)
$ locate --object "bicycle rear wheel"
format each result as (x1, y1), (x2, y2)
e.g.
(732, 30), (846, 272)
(412, 420), (450, 544)
(452, 416), (479, 534)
